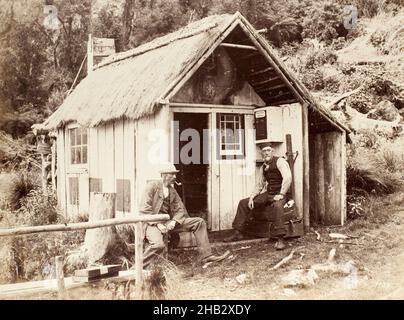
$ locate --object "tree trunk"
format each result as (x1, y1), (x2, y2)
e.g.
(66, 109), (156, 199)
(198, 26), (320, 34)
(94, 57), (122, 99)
(66, 192), (129, 270)
(82, 192), (117, 264)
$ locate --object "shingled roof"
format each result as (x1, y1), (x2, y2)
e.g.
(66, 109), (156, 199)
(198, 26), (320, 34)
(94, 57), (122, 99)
(42, 12), (350, 134)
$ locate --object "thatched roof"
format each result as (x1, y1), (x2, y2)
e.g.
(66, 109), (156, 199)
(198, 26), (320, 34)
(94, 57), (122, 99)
(43, 14), (233, 129)
(43, 12), (350, 134)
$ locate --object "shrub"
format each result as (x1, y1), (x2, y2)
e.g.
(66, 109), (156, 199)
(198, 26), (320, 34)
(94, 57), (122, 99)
(7, 173), (39, 211)
(301, 69), (326, 91)
(304, 46), (338, 69)
(346, 130), (404, 202)
(16, 186), (58, 226)
(0, 186), (85, 283)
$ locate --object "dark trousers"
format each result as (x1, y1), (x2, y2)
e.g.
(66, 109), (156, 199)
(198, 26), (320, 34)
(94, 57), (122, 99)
(233, 192), (286, 238)
(143, 217), (212, 268)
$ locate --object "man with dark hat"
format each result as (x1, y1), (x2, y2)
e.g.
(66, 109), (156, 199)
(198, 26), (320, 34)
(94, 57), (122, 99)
(224, 146), (292, 250)
(139, 162), (230, 268)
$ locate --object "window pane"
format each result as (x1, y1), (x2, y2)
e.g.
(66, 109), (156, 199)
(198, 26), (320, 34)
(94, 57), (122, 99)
(76, 147), (81, 164)
(76, 130), (82, 145)
(70, 129), (76, 146)
(82, 146), (87, 164)
(82, 130), (87, 144)
(71, 147), (76, 164)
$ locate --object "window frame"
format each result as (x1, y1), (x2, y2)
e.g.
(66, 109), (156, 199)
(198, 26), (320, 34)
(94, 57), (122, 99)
(67, 124), (88, 167)
(216, 113), (245, 160)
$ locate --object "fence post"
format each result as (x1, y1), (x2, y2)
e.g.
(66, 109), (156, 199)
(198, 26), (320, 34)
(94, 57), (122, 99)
(134, 221), (144, 297)
(55, 256), (66, 299)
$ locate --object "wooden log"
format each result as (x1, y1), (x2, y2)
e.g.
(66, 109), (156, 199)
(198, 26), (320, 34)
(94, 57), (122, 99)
(55, 256), (66, 299)
(0, 215), (169, 237)
(302, 103), (310, 232)
(249, 67), (273, 76)
(219, 43), (258, 50)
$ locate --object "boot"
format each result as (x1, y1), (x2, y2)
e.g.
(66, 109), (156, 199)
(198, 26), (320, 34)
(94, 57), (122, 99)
(274, 237), (286, 250)
(223, 230), (245, 242)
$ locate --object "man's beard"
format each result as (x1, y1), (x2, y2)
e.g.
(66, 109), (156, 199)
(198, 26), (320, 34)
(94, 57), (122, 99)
(264, 155), (273, 164)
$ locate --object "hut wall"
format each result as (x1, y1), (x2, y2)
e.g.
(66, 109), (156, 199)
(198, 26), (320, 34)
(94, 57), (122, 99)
(309, 130), (346, 225)
(90, 119), (136, 217)
(134, 105), (172, 212)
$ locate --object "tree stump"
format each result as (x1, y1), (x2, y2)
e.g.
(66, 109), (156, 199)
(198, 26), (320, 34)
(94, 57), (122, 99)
(66, 192), (130, 270)
(83, 192), (117, 264)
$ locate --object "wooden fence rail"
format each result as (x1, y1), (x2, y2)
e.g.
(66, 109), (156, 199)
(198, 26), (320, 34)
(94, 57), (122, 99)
(0, 214), (170, 298)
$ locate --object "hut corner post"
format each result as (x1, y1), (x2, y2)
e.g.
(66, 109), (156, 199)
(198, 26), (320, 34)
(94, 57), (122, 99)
(302, 103), (310, 232)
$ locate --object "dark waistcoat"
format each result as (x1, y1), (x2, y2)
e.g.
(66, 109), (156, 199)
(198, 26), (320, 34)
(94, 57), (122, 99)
(263, 156), (283, 195)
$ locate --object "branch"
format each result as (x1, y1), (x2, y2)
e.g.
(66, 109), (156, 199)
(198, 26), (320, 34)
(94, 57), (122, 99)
(271, 250), (295, 270)
(326, 86), (363, 109)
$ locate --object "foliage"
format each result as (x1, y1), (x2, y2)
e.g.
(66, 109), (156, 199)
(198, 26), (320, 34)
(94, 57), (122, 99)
(0, 185), (85, 283)
(6, 173), (40, 211)
(0, 131), (40, 172)
(346, 130), (404, 201)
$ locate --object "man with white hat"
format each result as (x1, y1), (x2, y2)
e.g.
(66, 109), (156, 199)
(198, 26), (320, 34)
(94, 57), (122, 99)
(139, 162), (229, 268)
(224, 145), (292, 250)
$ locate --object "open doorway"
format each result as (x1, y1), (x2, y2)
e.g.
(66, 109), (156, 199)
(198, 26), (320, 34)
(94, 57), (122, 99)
(173, 113), (209, 219)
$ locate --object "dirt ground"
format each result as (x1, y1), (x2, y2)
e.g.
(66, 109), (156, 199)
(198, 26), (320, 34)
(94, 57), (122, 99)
(168, 197), (404, 300)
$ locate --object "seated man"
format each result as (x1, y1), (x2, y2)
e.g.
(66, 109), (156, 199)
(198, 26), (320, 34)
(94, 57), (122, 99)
(139, 163), (229, 268)
(224, 145), (292, 250)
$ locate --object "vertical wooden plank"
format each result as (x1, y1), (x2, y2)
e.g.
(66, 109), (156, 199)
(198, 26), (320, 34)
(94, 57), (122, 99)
(57, 129), (66, 215)
(302, 103), (310, 232)
(97, 125), (107, 191)
(79, 172), (89, 215)
(244, 114), (256, 199)
(341, 131), (347, 225)
(88, 127), (99, 179)
(51, 139), (56, 192)
(316, 134), (325, 224)
(219, 160), (233, 230)
(309, 134), (317, 224)
(114, 120), (124, 215)
(210, 112), (220, 231)
(206, 113), (212, 230)
(332, 132), (342, 225)
(123, 120), (136, 215)
(104, 123), (115, 193)
(323, 132), (334, 225)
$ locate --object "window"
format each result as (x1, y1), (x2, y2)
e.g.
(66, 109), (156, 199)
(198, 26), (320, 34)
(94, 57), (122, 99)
(70, 127), (88, 165)
(217, 113), (245, 159)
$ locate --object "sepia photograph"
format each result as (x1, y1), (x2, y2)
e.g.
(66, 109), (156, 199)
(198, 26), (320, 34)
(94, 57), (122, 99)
(0, 0), (403, 302)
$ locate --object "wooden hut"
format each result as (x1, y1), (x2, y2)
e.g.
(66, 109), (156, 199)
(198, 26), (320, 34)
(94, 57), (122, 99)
(42, 12), (350, 231)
